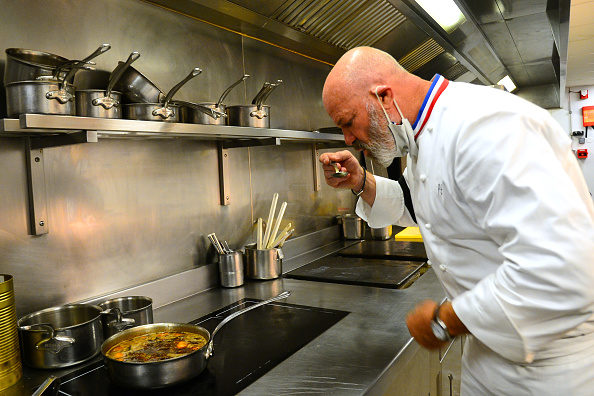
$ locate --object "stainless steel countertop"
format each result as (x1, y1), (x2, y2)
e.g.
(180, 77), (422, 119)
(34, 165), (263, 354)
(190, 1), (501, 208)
(5, 241), (445, 396)
(154, 268), (445, 395)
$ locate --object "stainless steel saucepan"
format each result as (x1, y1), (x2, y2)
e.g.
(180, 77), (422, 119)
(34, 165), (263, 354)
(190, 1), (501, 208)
(76, 52), (140, 119)
(101, 291), (291, 389)
(4, 48), (69, 84)
(189, 74), (250, 125)
(5, 60), (95, 118)
(227, 79), (282, 128)
(123, 68), (202, 122)
(18, 304), (104, 369)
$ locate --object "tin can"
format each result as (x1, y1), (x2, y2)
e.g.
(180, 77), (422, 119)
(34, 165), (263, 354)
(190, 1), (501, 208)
(0, 274), (22, 391)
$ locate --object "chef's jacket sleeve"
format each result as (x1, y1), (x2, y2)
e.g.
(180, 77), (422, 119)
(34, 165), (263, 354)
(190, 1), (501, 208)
(450, 112), (594, 363)
(355, 169), (417, 228)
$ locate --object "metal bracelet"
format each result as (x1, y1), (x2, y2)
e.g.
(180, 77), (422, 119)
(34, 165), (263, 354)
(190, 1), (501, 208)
(351, 167), (367, 197)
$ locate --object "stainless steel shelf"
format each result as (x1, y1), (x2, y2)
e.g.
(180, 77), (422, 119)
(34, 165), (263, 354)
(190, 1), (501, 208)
(0, 114), (345, 143)
(2, 114), (345, 234)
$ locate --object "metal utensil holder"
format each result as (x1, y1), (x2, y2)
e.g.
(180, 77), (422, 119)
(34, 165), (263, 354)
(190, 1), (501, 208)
(218, 251), (244, 287)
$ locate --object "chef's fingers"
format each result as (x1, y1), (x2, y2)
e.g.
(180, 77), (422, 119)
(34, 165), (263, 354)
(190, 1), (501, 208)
(405, 300), (445, 350)
(319, 150), (354, 166)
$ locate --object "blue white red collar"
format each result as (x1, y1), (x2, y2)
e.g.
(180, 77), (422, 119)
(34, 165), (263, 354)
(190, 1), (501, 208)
(412, 74), (449, 140)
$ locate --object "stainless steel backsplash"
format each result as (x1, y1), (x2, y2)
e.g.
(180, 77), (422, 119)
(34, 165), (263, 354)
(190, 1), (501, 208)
(0, 0), (354, 316)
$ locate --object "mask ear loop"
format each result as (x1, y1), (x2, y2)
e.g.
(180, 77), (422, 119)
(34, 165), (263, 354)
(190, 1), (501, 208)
(374, 86), (405, 124)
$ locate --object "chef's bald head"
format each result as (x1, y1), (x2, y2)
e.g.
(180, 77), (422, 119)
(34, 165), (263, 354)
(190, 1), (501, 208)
(322, 47), (406, 112)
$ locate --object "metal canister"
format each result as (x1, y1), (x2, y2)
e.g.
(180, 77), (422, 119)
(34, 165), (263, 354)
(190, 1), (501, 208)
(340, 214), (363, 240)
(0, 275), (22, 391)
(244, 244), (283, 280)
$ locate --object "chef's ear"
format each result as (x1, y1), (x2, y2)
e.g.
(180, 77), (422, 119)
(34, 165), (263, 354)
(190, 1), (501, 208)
(372, 85), (393, 105)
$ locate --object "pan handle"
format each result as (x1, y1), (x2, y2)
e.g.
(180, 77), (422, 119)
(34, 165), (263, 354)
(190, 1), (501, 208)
(19, 323), (75, 354)
(216, 74), (250, 107)
(153, 68), (202, 120)
(204, 291), (291, 359)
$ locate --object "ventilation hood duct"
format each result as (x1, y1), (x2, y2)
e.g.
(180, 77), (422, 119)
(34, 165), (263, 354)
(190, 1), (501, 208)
(145, 0), (570, 108)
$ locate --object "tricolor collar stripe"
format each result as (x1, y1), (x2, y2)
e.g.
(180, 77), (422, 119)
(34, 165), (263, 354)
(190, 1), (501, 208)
(412, 75), (441, 129)
(412, 75), (449, 140)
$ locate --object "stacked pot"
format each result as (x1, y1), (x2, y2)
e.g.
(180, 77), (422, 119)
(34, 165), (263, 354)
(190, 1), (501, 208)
(4, 45), (114, 118)
(17, 296), (153, 369)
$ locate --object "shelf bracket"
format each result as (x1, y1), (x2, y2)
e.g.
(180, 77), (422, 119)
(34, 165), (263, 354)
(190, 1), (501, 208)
(312, 144), (321, 191)
(218, 142), (231, 206)
(25, 138), (49, 235)
(29, 130), (98, 149)
(221, 137), (280, 149)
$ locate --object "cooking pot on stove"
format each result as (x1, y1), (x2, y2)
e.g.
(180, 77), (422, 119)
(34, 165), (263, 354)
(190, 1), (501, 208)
(101, 291), (290, 389)
(98, 295), (153, 339)
(17, 304), (103, 369)
(227, 79), (282, 128)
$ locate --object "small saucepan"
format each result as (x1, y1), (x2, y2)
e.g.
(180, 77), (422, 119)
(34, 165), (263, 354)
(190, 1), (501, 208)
(76, 52), (140, 119)
(189, 74), (250, 125)
(227, 79), (282, 128)
(101, 291), (290, 389)
(17, 304), (104, 369)
(122, 68), (202, 123)
(112, 64), (166, 104)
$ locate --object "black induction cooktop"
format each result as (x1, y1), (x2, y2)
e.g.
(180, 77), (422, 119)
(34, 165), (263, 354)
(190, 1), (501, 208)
(337, 240), (427, 261)
(285, 256), (427, 289)
(56, 298), (348, 396)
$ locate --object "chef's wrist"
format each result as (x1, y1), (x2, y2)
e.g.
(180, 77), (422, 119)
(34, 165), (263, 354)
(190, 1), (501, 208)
(439, 301), (469, 336)
(351, 167), (366, 197)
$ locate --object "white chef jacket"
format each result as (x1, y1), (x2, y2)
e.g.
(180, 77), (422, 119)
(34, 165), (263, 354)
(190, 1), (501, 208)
(356, 80), (594, 394)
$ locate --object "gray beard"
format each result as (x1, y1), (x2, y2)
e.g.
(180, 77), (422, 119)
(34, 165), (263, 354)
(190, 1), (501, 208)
(358, 102), (397, 168)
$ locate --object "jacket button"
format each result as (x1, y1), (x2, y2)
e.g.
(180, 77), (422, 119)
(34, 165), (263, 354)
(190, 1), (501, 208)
(419, 174), (427, 182)
(425, 223), (432, 230)
(439, 264), (446, 271)
(427, 126), (433, 132)
(427, 260), (432, 266)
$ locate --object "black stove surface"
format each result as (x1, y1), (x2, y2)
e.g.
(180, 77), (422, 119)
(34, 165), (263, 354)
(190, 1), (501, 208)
(57, 298), (348, 396)
(285, 256), (426, 289)
(338, 240), (427, 261)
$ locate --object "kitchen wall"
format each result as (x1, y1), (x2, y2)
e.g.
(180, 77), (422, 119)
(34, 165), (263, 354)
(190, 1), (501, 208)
(549, 86), (594, 196)
(0, 0), (355, 316)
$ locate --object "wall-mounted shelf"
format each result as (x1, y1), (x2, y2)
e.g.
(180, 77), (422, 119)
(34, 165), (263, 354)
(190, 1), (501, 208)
(0, 114), (345, 144)
(1, 114), (346, 234)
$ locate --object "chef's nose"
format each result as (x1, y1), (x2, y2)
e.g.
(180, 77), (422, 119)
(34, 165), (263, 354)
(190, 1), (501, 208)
(342, 129), (356, 146)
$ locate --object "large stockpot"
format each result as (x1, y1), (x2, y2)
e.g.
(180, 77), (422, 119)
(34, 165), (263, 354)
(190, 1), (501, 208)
(4, 48), (68, 85)
(101, 291), (290, 389)
(76, 52), (140, 119)
(17, 304), (103, 369)
(123, 68), (201, 122)
(98, 296), (153, 339)
(5, 80), (76, 118)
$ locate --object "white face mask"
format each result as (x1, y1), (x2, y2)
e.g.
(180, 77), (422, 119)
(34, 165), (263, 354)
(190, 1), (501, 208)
(374, 87), (418, 158)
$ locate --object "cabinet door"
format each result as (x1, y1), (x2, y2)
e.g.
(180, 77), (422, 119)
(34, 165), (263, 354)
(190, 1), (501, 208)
(439, 336), (462, 396)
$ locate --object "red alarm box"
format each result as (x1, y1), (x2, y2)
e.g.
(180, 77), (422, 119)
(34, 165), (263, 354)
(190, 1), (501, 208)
(577, 149), (588, 159)
(583, 106), (594, 126)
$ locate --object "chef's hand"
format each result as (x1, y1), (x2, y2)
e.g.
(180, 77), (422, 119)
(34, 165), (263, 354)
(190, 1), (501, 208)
(319, 150), (364, 190)
(406, 300), (469, 349)
(405, 300), (446, 349)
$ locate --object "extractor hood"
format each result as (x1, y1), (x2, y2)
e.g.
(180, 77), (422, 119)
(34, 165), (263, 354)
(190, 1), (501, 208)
(144, 0), (570, 109)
